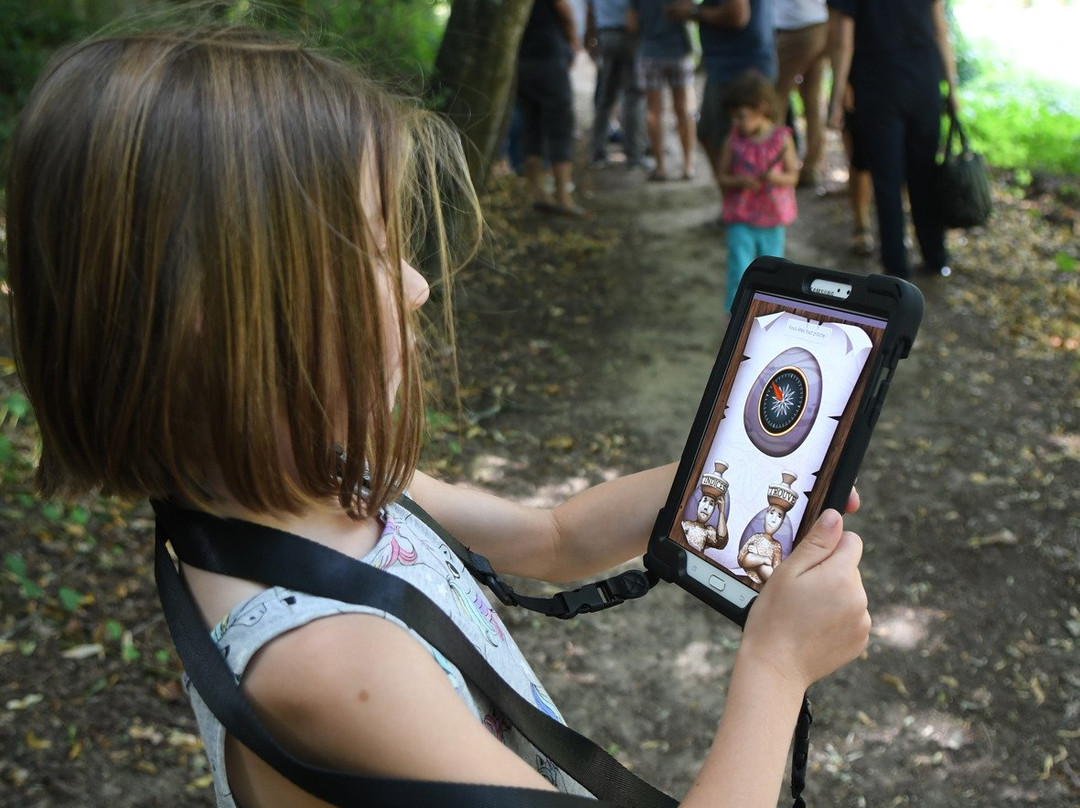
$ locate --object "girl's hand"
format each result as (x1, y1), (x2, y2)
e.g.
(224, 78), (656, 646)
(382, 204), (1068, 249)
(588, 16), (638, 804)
(739, 509), (870, 691)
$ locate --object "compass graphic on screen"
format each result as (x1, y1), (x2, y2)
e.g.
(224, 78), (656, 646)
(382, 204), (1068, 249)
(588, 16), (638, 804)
(744, 347), (822, 457)
(759, 367), (807, 435)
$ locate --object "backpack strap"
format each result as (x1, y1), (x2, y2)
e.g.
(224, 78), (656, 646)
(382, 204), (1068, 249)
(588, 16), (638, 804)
(153, 499), (676, 808)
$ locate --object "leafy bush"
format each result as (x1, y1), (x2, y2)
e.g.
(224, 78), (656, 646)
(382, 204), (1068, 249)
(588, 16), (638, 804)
(951, 13), (1080, 176)
(0, 0), (449, 160)
(316, 0), (449, 93)
(0, 0), (89, 154)
(222, 0), (449, 93)
(961, 77), (1080, 176)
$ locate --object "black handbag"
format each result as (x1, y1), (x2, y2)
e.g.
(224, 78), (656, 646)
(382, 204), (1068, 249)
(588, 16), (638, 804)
(153, 497), (815, 807)
(934, 108), (992, 229)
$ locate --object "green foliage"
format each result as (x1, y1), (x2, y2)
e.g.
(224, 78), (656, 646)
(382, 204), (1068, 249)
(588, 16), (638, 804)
(0, 0), (449, 159)
(313, 0), (450, 93)
(1055, 251), (1078, 273)
(186, 0), (450, 92)
(961, 76), (1080, 175)
(0, 0), (90, 154)
(4, 551), (43, 598)
(58, 585), (85, 611)
(951, 14), (1080, 176)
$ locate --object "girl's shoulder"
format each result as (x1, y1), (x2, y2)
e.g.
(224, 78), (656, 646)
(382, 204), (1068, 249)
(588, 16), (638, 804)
(764, 124), (791, 145)
(220, 608), (549, 806)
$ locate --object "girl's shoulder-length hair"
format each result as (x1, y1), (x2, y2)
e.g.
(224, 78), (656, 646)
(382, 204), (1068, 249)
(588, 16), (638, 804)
(723, 67), (779, 118)
(6, 26), (481, 519)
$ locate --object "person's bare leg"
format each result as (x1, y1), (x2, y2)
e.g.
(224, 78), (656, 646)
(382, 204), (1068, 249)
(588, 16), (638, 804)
(646, 89), (666, 178)
(525, 155), (552, 207)
(851, 169), (872, 231)
(552, 161), (577, 210)
(773, 33), (800, 130)
(842, 126), (874, 253)
(672, 85), (696, 178)
(799, 54), (828, 185)
(850, 167), (874, 253)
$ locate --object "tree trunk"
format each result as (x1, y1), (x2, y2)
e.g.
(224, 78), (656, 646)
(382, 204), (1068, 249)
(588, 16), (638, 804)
(433, 0), (535, 189)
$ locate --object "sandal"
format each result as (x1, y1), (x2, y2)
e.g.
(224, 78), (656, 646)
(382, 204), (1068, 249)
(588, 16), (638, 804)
(534, 200), (593, 220)
(851, 227), (875, 256)
(548, 204), (592, 220)
(647, 169), (667, 182)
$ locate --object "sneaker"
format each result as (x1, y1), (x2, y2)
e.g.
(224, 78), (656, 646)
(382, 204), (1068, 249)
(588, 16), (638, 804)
(625, 156), (656, 172)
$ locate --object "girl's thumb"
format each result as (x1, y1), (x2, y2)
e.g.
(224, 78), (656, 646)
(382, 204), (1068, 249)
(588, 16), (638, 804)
(785, 509), (845, 573)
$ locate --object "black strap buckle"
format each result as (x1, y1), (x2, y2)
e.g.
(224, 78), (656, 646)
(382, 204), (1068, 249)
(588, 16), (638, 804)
(552, 570), (654, 619)
(460, 550), (519, 607)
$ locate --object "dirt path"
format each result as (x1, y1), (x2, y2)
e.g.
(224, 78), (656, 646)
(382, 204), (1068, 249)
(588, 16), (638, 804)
(2, 57), (1077, 808)
(493, 58), (1080, 808)
(564, 57), (875, 460)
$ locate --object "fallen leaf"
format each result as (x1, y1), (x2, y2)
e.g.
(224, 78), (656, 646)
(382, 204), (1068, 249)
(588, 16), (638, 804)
(879, 673), (910, 696)
(167, 730), (203, 752)
(967, 529), (1019, 548)
(1030, 677), (1046, 707)
(5, 693), (44, 711)
(186, 774), (215, 791)
(25, 731), (52, 750)
(155, 680), (185, 702)
(61, 643), (104, 660)
(543, 436), (575, 451)
(129, 725), (163, 744)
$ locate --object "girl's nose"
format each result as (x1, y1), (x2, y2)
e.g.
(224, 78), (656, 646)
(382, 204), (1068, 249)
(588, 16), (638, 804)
(403, 261), (430, 311)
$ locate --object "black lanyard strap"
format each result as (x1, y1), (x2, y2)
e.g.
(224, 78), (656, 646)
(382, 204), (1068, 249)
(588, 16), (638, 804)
(790, 694), (813, 808)
(393, 495), (658, 618)
(153, 499), (676, 808)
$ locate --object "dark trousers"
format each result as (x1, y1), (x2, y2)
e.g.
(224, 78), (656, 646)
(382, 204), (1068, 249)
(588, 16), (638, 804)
(854, 77), (947, 278)
(590, 28), (646, 163)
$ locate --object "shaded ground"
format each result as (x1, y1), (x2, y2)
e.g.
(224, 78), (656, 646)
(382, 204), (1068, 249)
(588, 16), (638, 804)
(2, 61), (1080, 807)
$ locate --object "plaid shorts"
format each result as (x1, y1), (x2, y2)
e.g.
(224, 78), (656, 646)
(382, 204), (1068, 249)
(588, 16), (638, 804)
(641, 56), (695, 92)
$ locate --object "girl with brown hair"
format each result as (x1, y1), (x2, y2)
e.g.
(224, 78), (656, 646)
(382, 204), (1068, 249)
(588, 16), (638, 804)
(7, 27), (869, 808)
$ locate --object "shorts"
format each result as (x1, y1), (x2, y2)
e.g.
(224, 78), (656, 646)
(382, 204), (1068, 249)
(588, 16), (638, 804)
(641, 56), (695, 93)
(697, 77), (732, 151)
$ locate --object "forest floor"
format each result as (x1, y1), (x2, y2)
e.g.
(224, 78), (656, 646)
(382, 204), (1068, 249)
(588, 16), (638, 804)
(2, 60), (1080, 807)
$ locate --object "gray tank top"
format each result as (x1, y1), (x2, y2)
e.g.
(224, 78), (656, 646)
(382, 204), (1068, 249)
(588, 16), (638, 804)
(185, 497), (593, 806)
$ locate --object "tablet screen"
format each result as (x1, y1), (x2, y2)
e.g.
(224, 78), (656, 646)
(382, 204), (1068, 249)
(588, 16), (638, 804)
(670, 291), (888, 591)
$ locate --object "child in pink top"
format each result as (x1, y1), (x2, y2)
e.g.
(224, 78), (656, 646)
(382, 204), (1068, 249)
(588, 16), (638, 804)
(718, 69), (800, 309)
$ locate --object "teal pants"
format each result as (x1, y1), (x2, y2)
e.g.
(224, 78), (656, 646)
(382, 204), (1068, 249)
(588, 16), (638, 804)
(726, 223), (786, 310)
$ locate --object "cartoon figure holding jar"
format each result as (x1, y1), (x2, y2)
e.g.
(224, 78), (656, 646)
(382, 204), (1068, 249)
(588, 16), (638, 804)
(681, 461), (730, 552)
(738, 471), (799, 585)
